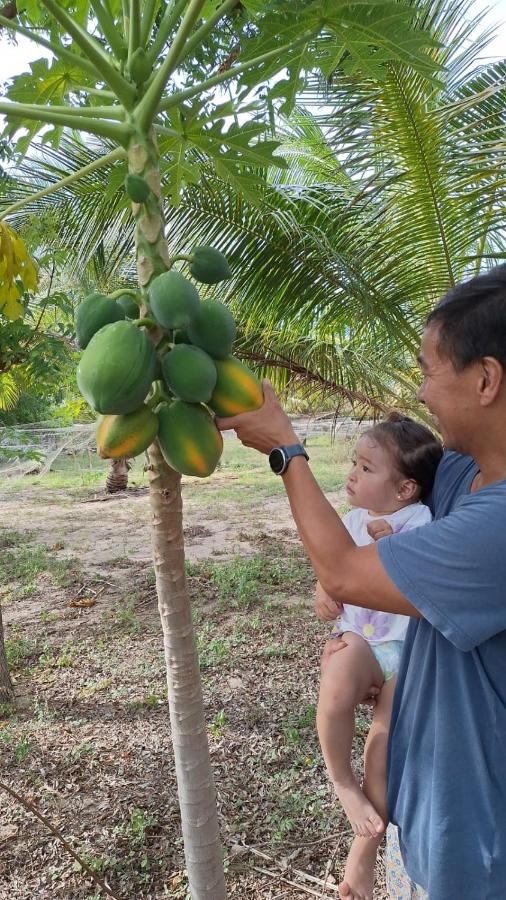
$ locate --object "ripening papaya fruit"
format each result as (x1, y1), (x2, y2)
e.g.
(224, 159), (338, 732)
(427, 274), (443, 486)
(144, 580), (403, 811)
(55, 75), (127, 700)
(116, 293), (140, 318)
(75, 292), (125, 349)
(161, 344), (217, 403)
(124, 174), (150, 203)
(96, 403), (158, 459)
(189, 246), (231, 284)
(77, 320), (156, 415)
(187, 300), (236, 359)
(208, 356), (263, 417)
(158, 400), (223, 477)
(149, 271), (200, 330)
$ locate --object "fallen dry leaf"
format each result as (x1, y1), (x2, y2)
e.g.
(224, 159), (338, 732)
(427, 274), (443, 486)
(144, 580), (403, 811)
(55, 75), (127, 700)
(67, 598), (97, 608)
(0, 824), (18, 843)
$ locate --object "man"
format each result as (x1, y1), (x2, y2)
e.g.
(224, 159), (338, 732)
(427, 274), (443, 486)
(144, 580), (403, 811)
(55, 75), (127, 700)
(216, 266), (506, 900)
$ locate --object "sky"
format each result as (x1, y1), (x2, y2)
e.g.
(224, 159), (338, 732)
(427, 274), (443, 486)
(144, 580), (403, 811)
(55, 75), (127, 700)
(0, 1), (505, 84)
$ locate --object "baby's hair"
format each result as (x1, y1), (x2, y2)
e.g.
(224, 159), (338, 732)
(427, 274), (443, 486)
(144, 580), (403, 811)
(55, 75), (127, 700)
(363, 413), (443, 501)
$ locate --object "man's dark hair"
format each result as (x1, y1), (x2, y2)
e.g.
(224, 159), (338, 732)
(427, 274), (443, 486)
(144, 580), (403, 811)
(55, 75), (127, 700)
(364, 414), (443, 501)
(427, 264), (506, 371)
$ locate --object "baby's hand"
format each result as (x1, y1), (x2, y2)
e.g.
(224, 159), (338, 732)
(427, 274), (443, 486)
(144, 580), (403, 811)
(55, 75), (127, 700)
(321, 636), (348, 672)
(314, 581), (343, 622)
(367, 518), (393, 541)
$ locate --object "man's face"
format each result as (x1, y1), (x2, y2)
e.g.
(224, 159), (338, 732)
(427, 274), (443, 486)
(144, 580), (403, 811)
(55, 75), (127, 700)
(416, 324), (477, 453)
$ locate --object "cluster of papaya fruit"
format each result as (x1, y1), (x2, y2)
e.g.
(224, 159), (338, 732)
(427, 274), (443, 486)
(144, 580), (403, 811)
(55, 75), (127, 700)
(75, 245), (263, 477)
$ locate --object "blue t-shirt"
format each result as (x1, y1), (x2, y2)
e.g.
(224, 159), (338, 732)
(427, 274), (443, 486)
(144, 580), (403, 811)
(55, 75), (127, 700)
(377, 451), (506, 900)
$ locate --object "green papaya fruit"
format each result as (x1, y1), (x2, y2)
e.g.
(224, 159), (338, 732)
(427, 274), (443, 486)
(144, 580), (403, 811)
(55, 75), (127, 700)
(158, 400), (223, 477)
(187, 300), (236, 359)
(128, 46), (152, 85)
(77, 320), (156, 415)
(189, 246), (231, 284)
(96, 403), (158, 459)
(125, 174), (150, 203)
(75, 292), (125, 349)
(162, 344), (217, 403)
(116, 293), (140, 318)
(148, 271), (200, 330)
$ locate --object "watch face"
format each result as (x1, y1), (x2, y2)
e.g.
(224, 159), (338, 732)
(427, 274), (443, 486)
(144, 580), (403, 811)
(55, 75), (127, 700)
(269, 448), (285, 474)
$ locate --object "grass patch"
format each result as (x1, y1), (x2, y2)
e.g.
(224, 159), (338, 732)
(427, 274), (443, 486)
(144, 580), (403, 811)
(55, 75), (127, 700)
(0, 530), (80, 604)
(188, 549), (312, 611)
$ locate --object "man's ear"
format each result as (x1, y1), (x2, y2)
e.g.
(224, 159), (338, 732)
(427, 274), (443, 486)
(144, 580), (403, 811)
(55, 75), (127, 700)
(479, 357), (504, 407)
(398, 479), (419, 502)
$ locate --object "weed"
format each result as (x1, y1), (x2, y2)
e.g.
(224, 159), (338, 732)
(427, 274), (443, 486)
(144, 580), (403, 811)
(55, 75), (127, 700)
(208, 709), (227, 738)
(5, 628), (38, 670)
(105, 599), (144, 636)
(14, 737), (31, 763)
(126, 807), (157, 845)
(0, 701), (16, 719)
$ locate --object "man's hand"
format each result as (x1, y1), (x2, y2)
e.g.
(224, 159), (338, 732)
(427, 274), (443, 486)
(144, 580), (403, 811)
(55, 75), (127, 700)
(314, 580), (343, 622)
(215, 380), (298, 455)
(367, 518), (393, 541)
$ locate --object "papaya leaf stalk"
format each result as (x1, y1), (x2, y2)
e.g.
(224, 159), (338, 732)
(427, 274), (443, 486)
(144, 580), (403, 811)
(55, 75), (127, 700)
(128, 0), (141, 59)
(140, 0), (159, 46)
(0, 100), (131, 143)
(88, 0), (127, 60)
(157, 31), (318, 113)
(136, 0), (207, 131)
(147, 0), (189, 64)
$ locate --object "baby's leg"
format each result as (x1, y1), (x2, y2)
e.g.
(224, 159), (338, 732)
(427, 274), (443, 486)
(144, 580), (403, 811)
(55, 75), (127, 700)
(363, 673), (397, 827)
(339, 675), (397, 900)
(317, 631), (384, 838)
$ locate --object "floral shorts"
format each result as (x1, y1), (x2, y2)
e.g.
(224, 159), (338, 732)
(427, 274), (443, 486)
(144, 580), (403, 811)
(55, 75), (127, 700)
(385, 825), (428, 899)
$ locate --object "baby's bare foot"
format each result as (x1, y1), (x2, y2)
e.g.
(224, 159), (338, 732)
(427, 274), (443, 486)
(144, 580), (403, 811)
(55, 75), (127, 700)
(338, 835), (379, 900)
(333, 780), (384, 838)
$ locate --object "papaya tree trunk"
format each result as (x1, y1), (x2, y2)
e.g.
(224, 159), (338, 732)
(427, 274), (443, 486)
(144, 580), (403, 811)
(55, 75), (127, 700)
(105, 457), (130, 493)
(0, 605), (14, 705)
(129, 133), (227, 900)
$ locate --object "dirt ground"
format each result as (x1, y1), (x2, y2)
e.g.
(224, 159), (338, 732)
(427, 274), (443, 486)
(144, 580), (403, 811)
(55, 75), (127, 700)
(0, 436), (389, 899)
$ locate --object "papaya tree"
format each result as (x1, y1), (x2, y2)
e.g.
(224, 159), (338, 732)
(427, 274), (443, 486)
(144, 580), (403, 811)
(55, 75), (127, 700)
(0, 2), (436, 896)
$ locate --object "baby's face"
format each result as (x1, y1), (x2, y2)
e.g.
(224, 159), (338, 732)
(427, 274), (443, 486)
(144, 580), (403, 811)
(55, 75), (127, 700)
(345, 435), (402, 515)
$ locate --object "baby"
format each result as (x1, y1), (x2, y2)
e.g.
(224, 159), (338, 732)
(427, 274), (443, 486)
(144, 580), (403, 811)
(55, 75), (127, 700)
(316, 415), (443, 897)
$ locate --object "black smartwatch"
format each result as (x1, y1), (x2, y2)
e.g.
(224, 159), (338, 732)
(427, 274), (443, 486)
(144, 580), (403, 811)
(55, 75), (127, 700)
(269, 443), (309, 475)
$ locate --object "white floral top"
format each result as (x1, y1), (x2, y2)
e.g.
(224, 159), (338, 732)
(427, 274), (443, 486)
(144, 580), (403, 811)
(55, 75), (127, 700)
(333, 503), (432, 644)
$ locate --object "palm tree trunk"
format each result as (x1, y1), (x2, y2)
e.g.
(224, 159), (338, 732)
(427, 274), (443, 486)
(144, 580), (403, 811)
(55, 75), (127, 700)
(0, 605), (14, 705)
(105, 457), (130, 493)
(129, 133), (227, 899)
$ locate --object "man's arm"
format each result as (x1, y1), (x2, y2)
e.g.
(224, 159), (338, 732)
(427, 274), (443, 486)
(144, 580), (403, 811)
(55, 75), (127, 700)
(216, 381), (420, 618)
